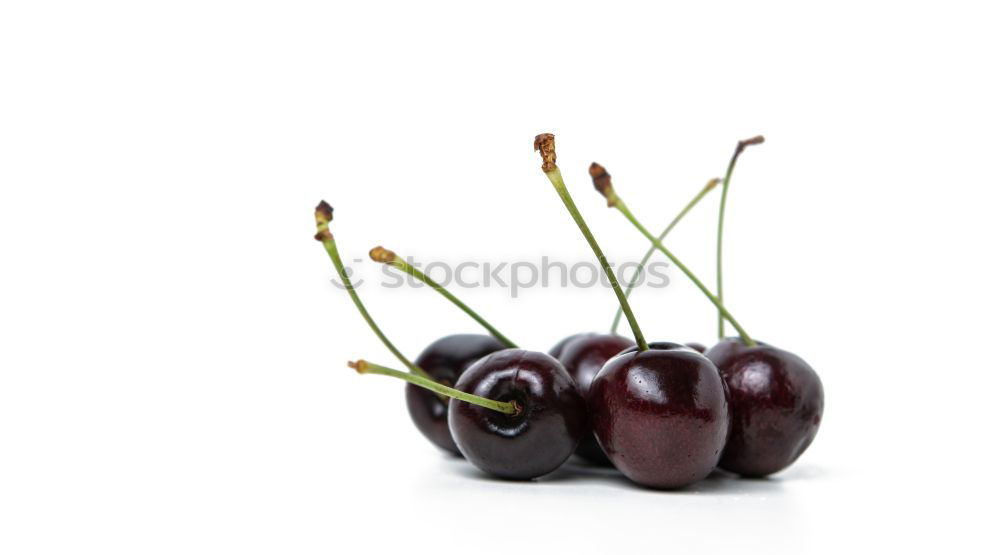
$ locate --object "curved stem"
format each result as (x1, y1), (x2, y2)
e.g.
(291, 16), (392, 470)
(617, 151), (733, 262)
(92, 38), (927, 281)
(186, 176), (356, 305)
(614, 199), (756, 347)
(716, 136), (764, 339)
(611, 178), (718, 334)
(314, 206), (432, 380)
(546, 168), (649, 351)
(350, 360), (520, 415)
(379, 253), (518, 348)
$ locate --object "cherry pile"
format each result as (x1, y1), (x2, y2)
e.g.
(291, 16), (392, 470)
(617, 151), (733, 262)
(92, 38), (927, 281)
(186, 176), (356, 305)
(314, 133), (824, 489)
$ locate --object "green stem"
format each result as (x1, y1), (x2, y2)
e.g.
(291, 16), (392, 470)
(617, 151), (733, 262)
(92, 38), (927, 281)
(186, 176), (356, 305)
(614, 199), (756, 347)
(387, 257), (518, 349)
(546, 168), (649, 351)
(611, 178), (718, 334)
(314, 208), (432, 380)
(716, 136), (764, 339)
(351, 360), (520, 415)
(716, 160), (734, 339)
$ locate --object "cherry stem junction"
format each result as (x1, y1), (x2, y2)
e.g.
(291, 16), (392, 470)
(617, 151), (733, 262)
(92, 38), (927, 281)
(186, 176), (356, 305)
(609, 175), (719, 335)
(369, 247), (518, 349)
(350, 360), (521, 415)
(717, 136), (764, 339)
(313, 202), (432, 380)
(535, 133), (649, 352)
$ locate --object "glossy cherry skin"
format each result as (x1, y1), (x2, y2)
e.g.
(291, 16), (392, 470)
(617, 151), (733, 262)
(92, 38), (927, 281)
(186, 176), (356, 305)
(706, 338), (824, 477)
(550, 333), (634, 465)
(685, 342), (707, 354)
(406, 334), (507, 455)
(548, 332), (590, 359)
(589, 342), (730, 489)
(448, 349), (587, 480)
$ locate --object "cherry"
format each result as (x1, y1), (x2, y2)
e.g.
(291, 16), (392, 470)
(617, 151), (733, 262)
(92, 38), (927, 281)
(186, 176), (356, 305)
(589, 342), (729, 488)
(707, 136), (823, 477)
(685, 342), (707, 353)
(352, 351), (586, 481)
(549, 334), (634, 402)
(407, 334), (506, 454)
(448, 349), (587, 479)
(705, 338), (823, 477)
(536, 133), (731, 488)
(549, 333), (634, 465)
(547, 332), (590, 360)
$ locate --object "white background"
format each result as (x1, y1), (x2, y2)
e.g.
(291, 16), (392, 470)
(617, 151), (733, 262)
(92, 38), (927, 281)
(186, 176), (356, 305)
(2, 1), (998, 553)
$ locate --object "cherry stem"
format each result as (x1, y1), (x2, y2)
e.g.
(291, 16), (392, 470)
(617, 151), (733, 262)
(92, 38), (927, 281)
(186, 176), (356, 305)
(534, 134), (649, 352)
(610, 197), (756, 347)
(610, 177), (719, 335)
(370, 247), (518, 349)
(716, 136), (764, 339)
(313, 202), (432, 381)
(350, 360), (521, 415)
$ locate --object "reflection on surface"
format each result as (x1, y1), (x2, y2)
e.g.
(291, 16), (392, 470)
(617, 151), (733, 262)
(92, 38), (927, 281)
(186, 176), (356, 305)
(412, 455), (816, 551)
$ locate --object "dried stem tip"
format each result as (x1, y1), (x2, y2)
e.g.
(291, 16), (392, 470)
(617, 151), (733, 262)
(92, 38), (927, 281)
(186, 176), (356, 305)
(314, 200), (334, 241)
(348, 360), (367, 373)
(589, 162), (619, 207)
(369, 246), (398, 264)
(534, 133), (557, 172)
(705, 177), (722, 191)
(736, 135), (765, 155)
(315, 200), (334, 223)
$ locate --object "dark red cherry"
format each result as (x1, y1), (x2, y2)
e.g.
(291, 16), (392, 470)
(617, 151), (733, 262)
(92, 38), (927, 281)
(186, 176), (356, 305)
(706, 338), (824, 477)
(550, 333), (634, 465)
(407, 334), (506, 455)
(548, 332), (590, 359)
(448, 349), (587, 480)
(685, 342), (707, 353)
(589, 342), (730, 489)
